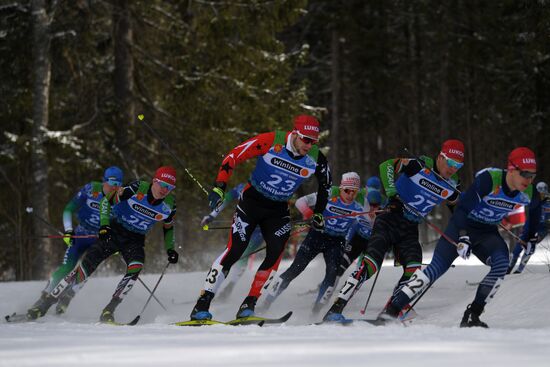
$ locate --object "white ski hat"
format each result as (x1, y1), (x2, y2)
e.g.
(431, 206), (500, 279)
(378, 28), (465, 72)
(340, 172), (360, 190)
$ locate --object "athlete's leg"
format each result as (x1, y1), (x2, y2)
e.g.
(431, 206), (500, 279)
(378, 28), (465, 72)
(315, 236), (345, 310)
(389, 221), (459, 314)
(338, 234), (368, 277)
(324, 212), (397, 320)
(190, 202), (260, 320)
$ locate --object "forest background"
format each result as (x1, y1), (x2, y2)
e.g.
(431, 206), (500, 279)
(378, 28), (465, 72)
(1, 0), (549, 281)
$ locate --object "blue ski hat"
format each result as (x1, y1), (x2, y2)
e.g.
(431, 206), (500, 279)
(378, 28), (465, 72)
(103, 166), (123, 186)
(367, 190), (382, 205)
(366, 176), (382, 191)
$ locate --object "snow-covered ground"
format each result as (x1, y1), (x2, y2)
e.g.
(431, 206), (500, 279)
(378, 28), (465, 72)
(2, 247), (550, 367)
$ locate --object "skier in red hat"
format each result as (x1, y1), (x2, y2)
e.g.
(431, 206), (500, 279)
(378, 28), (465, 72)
(190, 115), (332, 321)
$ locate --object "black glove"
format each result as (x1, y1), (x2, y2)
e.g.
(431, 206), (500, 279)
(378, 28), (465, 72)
(167, 248), (179, 264)
(208, 182), (226, 210)
(63, 230), (74, 247)
(388, 197), (403, 214)
(311, 213), (325, 231)
(98, 225), (112, 243)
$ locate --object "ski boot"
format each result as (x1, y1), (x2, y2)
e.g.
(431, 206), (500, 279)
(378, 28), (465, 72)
(460, 303), (488, 328)
(323, 298), (348, 323)
(55, 288), (75, 315)
(374, 303), (400, 325)
(26, 292), (57, 320)
(381, 298), (414, 321)
(190, 291), (214, 320)
(99, 297), (121, 323)
(236, 296), (257, 318)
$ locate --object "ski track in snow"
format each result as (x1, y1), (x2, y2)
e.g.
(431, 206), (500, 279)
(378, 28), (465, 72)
(2, 251), (550, 367)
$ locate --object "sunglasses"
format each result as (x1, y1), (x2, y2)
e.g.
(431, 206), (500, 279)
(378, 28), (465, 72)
(343, 188), (358, 194)
(104, 178), (122, 187)
(440, 152), (464, 170)
(511, 164), (536, 179)
(154, 178), (176, 191)
(296, 131), (318, 145)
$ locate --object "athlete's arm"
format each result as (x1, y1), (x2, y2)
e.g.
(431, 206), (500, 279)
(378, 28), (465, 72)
(452, 171), (493, 230)
(62, 184), (88, 231)
(524, 192), (542, 241)
(295, 193), (318, 219)
(163, 204), (177, 250)
(379, 158), (423, 198)
(312, 151), (332, 214)
(214, 132), (276, 186)
(445, 179), (462, 208)
(99, 181), (139, 226)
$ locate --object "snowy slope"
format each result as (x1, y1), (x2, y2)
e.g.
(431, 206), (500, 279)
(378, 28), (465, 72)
(1, 249), (550, 367)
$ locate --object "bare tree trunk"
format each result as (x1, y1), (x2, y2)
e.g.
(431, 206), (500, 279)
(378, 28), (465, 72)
(439, 11), (450, 141)
(330, 29), (341, 177)
(406, 4), (420, 153)
(30, 0), (53, 279)
(113, 0), (136, 174)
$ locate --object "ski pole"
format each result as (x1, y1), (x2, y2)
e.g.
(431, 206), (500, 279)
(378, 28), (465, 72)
(0, 234), (99, 239)
(359, 266), (381, 315)
(136, 276), (168, 311)
(138, 114), (209, 196)
(128, 262), (170, 325)
(114, 255), (168, 312)
(25, 207), (63, 235)
(400, 282), (433, 321)
(203, 209), (389, 231)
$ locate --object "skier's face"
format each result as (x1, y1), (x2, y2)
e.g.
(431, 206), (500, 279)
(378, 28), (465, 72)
(508, 167), (536, 191)
(292, 132), (318, 156)
(152, 178), (175, 199)
(436, 154), (460, 179)
(340, 188), (358, 204)
(102, 181), (121, 194)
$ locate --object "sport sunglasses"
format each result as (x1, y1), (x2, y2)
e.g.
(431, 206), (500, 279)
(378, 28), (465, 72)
(154, 178), (176, 191)
(104, 177), (122, 187)
(342, 188), (358, 194)
(511, 163), (537, 179)
(296, 131), (318, 145)
(440, 152), (464, 170)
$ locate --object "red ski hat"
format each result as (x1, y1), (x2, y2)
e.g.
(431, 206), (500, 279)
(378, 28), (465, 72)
(508, 147), (536, 171)
(440, 139), (465, 163)
(154, 166), (177, 186)
(293, 115), (320, 141)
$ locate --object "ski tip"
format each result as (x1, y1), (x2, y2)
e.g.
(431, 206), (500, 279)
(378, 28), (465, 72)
(258, 320), (265, 327)
(128, 315), (140, 326)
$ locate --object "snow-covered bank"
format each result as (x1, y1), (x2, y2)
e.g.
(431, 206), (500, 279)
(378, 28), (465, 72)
(1, 254), (550, 367)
